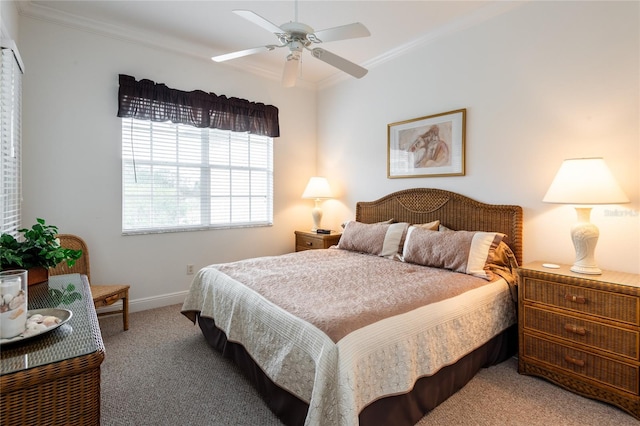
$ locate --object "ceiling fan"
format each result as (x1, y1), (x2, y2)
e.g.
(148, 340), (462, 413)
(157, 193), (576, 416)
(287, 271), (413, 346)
(211, 4), (371, 87)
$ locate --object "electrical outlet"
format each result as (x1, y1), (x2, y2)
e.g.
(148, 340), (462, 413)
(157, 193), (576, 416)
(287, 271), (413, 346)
(186, 264), (194, 275)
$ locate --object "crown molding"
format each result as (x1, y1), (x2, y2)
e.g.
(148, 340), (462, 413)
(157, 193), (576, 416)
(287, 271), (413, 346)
(18, 1), (524, 92)
(370, 2), (523, 70)
(17, 1), (208, 59)
(317, 1), (525, 90)
(17, 0), (287, 86)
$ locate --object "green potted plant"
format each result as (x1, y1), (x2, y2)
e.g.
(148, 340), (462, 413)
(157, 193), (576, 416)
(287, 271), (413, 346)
(0, 218), (82, 285)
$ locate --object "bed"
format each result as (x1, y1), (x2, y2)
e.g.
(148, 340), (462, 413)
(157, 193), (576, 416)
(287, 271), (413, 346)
(182, 188), (523, 426)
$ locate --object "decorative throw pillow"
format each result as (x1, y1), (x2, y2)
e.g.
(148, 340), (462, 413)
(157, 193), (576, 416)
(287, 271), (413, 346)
(402, 226), (506, 280)
(489, 241), (519, 270)
(338, 221), (409, 259)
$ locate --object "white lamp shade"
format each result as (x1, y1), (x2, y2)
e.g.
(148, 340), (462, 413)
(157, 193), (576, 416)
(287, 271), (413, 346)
(543, 157), (629, 275)
(302, 177), (333, 199)
(543, 158), (629, 205)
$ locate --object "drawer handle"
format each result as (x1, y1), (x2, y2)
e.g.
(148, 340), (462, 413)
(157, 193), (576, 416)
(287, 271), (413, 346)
(306, 242), (313, 246)
(564, 355), (585, 367)
(564, 323), (586, 336)
(564, 293), (586, 304)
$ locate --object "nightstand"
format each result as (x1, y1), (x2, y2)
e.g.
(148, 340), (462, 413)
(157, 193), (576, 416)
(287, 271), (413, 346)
(295, 230), (341, 252)
(518, 261), (640, 420)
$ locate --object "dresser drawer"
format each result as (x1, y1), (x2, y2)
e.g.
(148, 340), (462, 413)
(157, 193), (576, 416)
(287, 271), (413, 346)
(522, 305), (639, 360)
(295, 231), (341, 252)
(296, 234), (324, 250)
(522, 333), (640, 395)
(523, 277), (639, 325)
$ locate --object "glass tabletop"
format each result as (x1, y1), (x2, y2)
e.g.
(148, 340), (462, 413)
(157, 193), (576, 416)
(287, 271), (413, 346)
(0, 273), (104, 375)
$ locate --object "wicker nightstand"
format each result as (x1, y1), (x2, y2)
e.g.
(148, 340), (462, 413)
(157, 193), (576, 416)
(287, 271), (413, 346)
(518, 261), (640, 420)
(295, 230), (341, 252)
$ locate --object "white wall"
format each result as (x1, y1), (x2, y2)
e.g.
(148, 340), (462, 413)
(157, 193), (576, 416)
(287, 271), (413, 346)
(318, 1), (639, 274)
(1, 1), (19, 41)
(15, 1), (640, 317)
(0, 1), (19, 41)
(19, 16), (317, 311)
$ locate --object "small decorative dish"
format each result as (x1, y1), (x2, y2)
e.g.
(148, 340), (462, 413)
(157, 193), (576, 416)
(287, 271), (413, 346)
(0, 308), (72, 346)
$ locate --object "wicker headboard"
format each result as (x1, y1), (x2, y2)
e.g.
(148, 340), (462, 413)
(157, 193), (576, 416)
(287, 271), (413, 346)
(355, 188), (523, 265)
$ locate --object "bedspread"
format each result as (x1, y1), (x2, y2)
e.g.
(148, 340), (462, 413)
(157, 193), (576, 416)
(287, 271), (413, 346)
(182, 249), (516, 425)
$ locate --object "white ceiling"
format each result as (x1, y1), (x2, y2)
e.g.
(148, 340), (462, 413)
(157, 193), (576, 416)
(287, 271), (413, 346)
(18, 1), (519, 87)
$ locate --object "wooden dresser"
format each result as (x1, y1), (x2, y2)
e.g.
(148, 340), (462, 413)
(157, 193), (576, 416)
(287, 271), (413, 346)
(295, 230), (341, 252)
(518, 261), (640, 420)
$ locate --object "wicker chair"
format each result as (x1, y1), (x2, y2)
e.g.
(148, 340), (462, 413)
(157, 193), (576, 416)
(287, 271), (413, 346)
(49, 234), (130, 331)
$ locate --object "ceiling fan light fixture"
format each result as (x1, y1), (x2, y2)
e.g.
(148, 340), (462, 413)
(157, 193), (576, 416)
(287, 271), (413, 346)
(286, 52), (301, 62)
(282, 54), (300, 87)
(215, 8), (371, 86)
(289, 40), (305, 53)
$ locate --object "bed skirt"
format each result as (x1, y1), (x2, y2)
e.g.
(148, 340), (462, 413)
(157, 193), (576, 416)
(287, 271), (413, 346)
(197, 314), (517, 426)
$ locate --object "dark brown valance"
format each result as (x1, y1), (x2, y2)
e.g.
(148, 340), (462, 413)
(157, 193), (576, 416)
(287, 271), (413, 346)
(117, 74), (280, 137)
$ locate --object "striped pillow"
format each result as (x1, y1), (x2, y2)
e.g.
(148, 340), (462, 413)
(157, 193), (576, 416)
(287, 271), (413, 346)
(402, 226), (505, 280)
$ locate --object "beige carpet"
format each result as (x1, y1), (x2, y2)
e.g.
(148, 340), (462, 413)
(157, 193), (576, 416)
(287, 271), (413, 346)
(98, 305), (638, 425)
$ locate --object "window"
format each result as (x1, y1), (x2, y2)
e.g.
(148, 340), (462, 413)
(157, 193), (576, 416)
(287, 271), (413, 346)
(122, 118), (273, 234)
(117, 75), (279, 235)
(0, 45), (23, 236)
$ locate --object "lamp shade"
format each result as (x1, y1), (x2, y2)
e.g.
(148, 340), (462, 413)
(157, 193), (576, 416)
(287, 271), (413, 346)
(302, 177), (333, 199)
(543, 158), (629, 205)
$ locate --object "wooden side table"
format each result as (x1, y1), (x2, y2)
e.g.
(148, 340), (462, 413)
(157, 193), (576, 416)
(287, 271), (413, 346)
(518, 261), (640, 420)
(295, 230), (341, 252)
(1, 274), (105, 425)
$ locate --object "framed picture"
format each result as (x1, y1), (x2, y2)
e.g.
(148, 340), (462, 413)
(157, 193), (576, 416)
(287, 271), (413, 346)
(387, 108), (466, 178)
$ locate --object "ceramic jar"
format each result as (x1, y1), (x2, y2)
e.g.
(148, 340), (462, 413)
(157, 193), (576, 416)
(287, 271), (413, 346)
(0, 269), (28, 339)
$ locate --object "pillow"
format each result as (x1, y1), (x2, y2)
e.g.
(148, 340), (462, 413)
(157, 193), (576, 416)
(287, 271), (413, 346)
(338, 220), (408, 259)
(402, 226), (506, 280)
(398, 220), (440, 254)
(438, 224), (517, 275)
(489, 241), (519, 270)
(341, 218), (395, 228)
(440, 225), (517, 269)
(414, 220), (440, 231)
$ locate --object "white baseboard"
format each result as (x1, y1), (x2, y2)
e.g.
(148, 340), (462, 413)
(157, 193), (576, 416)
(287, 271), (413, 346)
(95, 290), (189, 315)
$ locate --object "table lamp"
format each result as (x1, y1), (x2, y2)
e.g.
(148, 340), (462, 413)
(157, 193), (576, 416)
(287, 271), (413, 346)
(543, 157), (629, 275)
(302, 177), (333, 231)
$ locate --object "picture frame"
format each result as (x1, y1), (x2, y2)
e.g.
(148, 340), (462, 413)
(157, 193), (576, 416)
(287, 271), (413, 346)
(387, 108), (466, 178)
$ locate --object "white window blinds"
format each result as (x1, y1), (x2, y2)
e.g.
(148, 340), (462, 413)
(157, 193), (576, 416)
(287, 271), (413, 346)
(0, 45), (23, 236)
(122, 118), (273, 234)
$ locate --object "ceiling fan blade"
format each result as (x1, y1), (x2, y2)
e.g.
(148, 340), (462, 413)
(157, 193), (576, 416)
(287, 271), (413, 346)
(282, 56), (300, 88)
(311, 48), (368, 79)
(233, 10), (284, 35)
(312, 22), (370, 43)
(212, 45), (277, 62)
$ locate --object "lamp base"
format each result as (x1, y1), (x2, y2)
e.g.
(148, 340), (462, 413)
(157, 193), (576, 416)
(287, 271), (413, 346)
(570, 207), (602, 275)
(570, 264), (602, 275)
(310, 200), (323, 232)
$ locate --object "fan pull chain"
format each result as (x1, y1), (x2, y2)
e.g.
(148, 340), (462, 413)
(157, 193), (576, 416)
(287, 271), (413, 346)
(299, 53), (303, 78)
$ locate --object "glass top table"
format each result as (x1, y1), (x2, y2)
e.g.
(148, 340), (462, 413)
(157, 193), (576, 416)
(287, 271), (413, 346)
(1, 273), (105, 425)
(1, 273), (104, 374)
